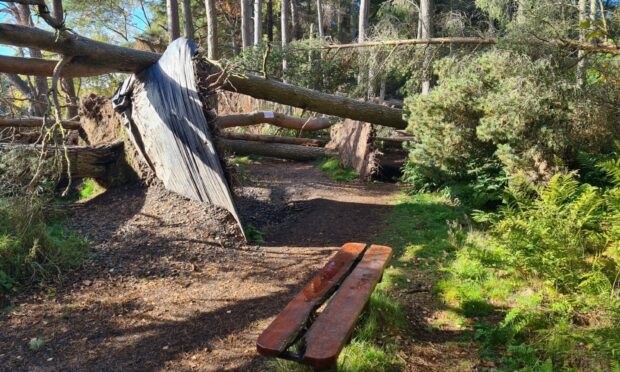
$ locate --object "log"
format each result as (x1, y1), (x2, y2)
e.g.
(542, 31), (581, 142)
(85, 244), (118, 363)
(218, 70), (406, 129)
(316, 37), (620, 55)
(0, 25), (407, 128)
(218, 139), (334, 161)
(0, 24), (159, 74)
(216, 111), (331, 131)
(0, 141), (125, 180)
(0, 116), (81, 130)
(219, 132), (328, 147)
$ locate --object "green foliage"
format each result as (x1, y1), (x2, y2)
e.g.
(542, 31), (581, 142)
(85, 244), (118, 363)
(318, 158), (358, 182)
(439, 159), (620, 370)
(403, 50), (620, 186)
(0, 198), (88, 293)
(28, 337), (45, 351)
(245, 224), (265, 244)
(234, 39), (355, 94)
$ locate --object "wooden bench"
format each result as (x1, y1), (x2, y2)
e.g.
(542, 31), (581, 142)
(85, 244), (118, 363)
(257, 242), (392, 369)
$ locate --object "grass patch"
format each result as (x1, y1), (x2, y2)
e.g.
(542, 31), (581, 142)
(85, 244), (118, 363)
(0, 198), (88, 293)
(78, 179), (101, 200)
(245, 224), (265, 244)
(318, 158), (358, 182)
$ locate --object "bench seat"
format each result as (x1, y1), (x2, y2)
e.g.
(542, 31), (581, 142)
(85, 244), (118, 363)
(256, 243), (392, 369)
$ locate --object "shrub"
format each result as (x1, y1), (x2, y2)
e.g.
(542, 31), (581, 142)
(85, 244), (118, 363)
(403, 50), (620, 186)
(440, 158), (620, 369)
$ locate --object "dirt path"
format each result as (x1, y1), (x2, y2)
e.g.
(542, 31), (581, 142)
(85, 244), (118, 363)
(0, 158), (477, 371)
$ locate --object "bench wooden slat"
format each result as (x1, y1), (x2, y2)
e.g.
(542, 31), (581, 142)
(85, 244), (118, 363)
(302, 244), (392, 369)
(256, 242), (367, 357)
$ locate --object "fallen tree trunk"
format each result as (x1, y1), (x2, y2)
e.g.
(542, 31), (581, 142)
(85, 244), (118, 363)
(219, 132), (328, 146)
(216, 111), (331, 131)
(0, 116), (81, 130)
(316, 37), (620, 55)
(0, 141), (125, 180)
(218, 139), (334, 161)
(0, 24), (407, 128)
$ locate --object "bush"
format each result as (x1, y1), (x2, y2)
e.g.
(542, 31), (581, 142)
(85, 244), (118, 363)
(440, 158), (620, 369)
(403, 50), (620, 186)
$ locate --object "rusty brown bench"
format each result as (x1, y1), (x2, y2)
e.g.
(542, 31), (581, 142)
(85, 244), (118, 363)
(256, 242), (392, 369)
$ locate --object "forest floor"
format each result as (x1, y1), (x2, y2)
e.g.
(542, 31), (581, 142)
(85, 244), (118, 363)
(0, 157), (479, 371)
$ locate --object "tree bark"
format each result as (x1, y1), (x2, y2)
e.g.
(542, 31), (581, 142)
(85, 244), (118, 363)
(216, 111), (331, 131)
(0, 141), (125, 180)
(290, 0), (301, 40)
(216, 69), (406, 128)
(241, 0), (252, 48)
(267, 0), (273, 42)
(577, 0), (587, 87)
(281, 0), (290, 78)
(218, 139), (333, 161)
(358, 0), (369, 43)
(219, 132), (328, 146)
(0, 51), (407, 128)
(419, 0), (433, 95)
(254, 0), (263, 45)
(204, 0), (218, 59)
(167, 0), (181, 42)
(0, 116), (80, 129)
(181, 0), (194, 40)
(17, 4), (48, 116)
(316, 0), (324, 38)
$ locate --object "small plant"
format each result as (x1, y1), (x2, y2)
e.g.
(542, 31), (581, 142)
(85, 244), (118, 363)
(78, 179), (101, 200)
(245, 224), (265, 244)
(318, 158), (358, 182)
(28, 337), (45, 351)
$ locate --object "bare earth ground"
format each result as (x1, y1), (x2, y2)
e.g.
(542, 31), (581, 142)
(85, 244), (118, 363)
(0, 158), (479, 371)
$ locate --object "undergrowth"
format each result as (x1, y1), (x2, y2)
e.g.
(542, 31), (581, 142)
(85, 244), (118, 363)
(318, 158), (358, 182)
(0, 197), (88, 293)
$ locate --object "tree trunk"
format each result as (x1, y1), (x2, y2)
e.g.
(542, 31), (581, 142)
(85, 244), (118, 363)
(577, 0), (587, 87)
(316, 0), (324, 38)
(18, 4), (48, 116)
(0, 53), (407, 128)
(254, 0), (263, 45)
(0, 116), (81, 130)
(0, 141), (126, 181)
(216, 111), (331, 130)
(219, 132), (328, 146)
(241, 0), (253, 48)
(167, 0), (181, 42)
(290, 0), (302, 40)
(358, 0), (369, 43)
(218, 139), (333, 161)
(281, 0), (290, 78)
(181, 0), (195, 40)
(205, 0), (218, 58)
(419, 0), (433, 95)
(357, 0), (369, 87)
(62, 77), (79, 118)
(267, 0), (273, 42)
